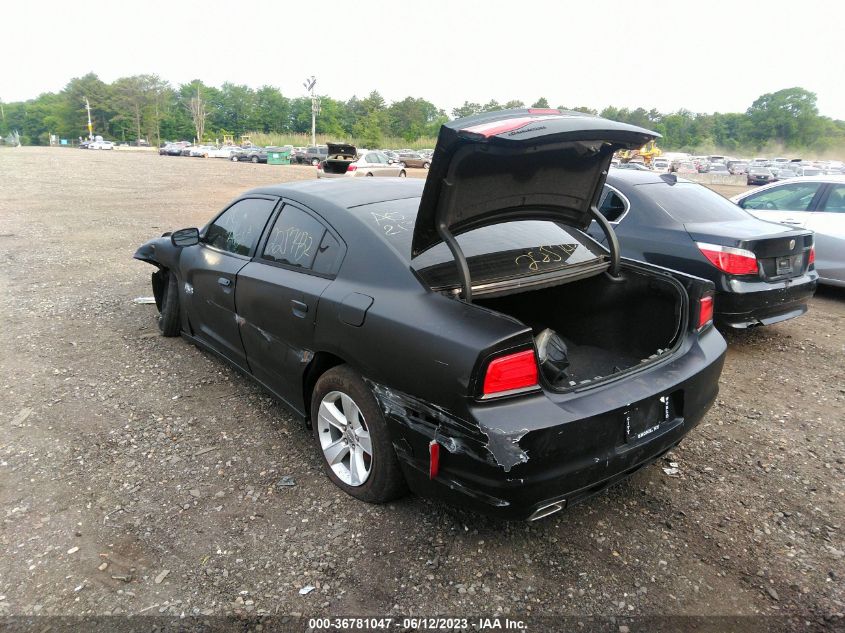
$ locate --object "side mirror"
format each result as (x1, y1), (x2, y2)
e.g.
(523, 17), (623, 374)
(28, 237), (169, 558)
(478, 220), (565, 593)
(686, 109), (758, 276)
(387, 159), (395, 164)
(171, 227), (200, 247)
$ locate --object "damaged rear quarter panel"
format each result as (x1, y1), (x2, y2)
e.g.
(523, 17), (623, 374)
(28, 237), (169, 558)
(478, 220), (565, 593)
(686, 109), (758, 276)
(367, 380), (530, 473)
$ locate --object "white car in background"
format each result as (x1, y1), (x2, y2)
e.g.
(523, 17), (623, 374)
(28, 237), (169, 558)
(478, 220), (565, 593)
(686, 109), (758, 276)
(731, 176), (845, 286)
(189, 145), (214, 157)
(89, 140), (114, 150)
(208, 146), (240, 159)
(317, 143), (407, 178)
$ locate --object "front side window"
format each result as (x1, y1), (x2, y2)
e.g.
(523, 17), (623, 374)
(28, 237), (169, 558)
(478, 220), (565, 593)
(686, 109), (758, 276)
(364, 153), (379, 163)
(740, 183), (821, 212)
(205, 198), (276, 256)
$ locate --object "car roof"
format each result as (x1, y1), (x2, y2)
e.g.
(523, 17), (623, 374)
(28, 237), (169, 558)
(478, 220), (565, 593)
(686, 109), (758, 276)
(605, 170), (682, 186)
(245, 177), (425, 209)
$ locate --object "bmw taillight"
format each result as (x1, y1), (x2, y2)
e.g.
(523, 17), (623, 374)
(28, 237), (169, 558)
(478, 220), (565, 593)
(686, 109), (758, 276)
(347, 164), (357, 172)
(697, 242), (759, 275)
(808, 245), (815, 266)
(482, 349), (539, 398)
(697, 295), (714, 331)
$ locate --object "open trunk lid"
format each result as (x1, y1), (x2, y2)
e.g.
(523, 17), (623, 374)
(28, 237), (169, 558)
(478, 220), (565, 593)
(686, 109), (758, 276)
(412, 109), (658, 257)
(326, 142), (356, 157)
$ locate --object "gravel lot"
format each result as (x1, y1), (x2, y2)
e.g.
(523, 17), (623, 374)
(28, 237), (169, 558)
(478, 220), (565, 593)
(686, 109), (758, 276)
(1, 147), (843, 629)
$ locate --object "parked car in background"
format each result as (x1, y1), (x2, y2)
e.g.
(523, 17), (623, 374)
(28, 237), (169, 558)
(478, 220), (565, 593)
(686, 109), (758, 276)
(747, 166), (776, 185)
(793, 165), (824, 177)
(133, 109), (726, 520)
(317, 144), (407, 178)
(709, 163), (730, 176)
(163, 142), (190, 156)
(590, 171), (817, 329)
(396, 151), (432, 169)
(772, 164), (797, 180)
(613, 162), (651, 171)
(180, 145), (194, 157)
(189, 145), (214, 158)
(208, 146), (240, 159)
(675, 162), (698, 175)
(728, 161), (749, 175)
(297, 145), (329, 166)
(652, 158), (669, 171)
(731, 176), (845, 287)
(89, 140), (114, 150)
(750, 157), (769, 167)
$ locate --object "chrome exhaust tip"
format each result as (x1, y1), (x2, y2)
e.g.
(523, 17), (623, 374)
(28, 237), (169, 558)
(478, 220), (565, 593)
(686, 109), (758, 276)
(527, 500), (565, 521)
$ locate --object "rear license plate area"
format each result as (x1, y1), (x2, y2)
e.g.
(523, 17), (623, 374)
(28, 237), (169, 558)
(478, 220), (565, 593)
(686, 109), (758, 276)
(623, 393), (677, 443)
(776, 256), (793, 276)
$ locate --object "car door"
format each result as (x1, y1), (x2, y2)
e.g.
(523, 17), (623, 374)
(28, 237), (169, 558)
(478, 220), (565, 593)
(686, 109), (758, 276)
(806, 183), (845, 283)
(738, 181), (825, 227)
(236, 202), (346, 413)
(179, 196), (278, 370)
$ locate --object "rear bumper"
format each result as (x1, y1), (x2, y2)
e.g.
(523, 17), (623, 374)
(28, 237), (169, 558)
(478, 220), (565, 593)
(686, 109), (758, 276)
(377, 327), (726, 521)
(715, 273), (817, 329)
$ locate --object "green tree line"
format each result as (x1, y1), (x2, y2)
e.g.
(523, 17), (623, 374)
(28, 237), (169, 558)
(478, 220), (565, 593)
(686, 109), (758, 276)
(2, 74), (843, 154)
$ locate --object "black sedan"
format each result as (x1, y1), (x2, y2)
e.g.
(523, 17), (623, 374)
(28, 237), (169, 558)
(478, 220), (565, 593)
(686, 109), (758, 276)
(134, 109), (726, 521)
(587, 170), (817, 329)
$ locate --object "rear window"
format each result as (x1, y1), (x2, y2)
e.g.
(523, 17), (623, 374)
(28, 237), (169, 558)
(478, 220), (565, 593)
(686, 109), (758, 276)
(637, 182), (754, 223)
(351, 198), (603, 289)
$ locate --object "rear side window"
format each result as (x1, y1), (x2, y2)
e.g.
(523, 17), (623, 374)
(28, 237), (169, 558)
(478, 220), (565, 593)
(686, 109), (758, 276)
(739, 182), (822, 211)
(599, 188), (628, 222)
(312, 231), (345, 275)
(262, 206), (326, 269)
(205, 198), (276, 256)
(638, 182), (754, 222)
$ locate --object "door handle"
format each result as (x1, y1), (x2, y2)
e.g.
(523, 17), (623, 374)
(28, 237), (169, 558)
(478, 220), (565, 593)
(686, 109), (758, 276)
(291, 299), (308, 318)
(217, 277), (232, 287)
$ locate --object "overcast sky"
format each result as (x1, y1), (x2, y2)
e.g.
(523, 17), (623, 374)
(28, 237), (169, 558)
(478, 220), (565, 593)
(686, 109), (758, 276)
(4, 0), (844, 119)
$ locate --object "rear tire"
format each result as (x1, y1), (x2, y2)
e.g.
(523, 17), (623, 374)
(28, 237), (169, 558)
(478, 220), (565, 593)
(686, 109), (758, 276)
(366, 172), (374, 177)
(311, 158), (320, 166)
(251, 156), (259, 163)
(157, 271), (181, 337)
(423, 162), (430, 169)
(311, 366), (407, 503)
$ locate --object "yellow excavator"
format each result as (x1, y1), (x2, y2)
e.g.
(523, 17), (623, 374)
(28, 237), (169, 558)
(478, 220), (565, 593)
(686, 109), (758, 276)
(618, 140), (662, 167)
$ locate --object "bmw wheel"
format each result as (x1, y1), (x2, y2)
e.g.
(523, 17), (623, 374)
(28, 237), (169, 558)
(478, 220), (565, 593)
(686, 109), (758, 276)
(311, 366), (407, 503)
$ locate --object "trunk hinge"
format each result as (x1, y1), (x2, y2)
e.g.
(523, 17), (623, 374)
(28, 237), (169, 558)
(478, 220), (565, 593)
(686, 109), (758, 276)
(590, 205), (622, 278)
(436, 219), (473, 303)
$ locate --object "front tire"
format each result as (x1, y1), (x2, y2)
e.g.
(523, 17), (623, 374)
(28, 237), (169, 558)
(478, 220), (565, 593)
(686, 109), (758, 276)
(311, 158), (320, 166)
(311, 366), (407, 503)
(157, 271), (181, 337)
(423, 162), (430, 169)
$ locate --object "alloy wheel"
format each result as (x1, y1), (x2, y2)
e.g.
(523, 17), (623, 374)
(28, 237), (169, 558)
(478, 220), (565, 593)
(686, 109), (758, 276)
(317, 391), (373, 486)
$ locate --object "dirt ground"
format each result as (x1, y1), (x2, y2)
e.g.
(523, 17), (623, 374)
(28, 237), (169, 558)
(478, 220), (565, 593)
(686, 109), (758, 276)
(1, 147), (843, 629)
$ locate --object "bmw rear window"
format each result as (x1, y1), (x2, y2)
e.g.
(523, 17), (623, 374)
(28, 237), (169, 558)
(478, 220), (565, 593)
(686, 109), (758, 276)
(638, 182), (754, 223)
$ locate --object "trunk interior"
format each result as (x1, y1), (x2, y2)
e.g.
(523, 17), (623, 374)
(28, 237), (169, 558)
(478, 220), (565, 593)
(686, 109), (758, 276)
(323, 155), (355, 174)
(475, 267), (685, 389)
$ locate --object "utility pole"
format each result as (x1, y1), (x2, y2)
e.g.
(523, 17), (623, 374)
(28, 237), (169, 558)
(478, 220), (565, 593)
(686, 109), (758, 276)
(84, 97), (94, 140)
(303, 76), (318, 146)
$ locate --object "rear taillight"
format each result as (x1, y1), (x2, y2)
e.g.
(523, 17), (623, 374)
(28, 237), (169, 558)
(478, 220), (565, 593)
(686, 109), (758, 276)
(482, 349), (539, 397)
(697, 242), (758, 275)
(697, 295), (714, 331)
(808, 246), (815, 265)
(347, 164), (357, 172)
